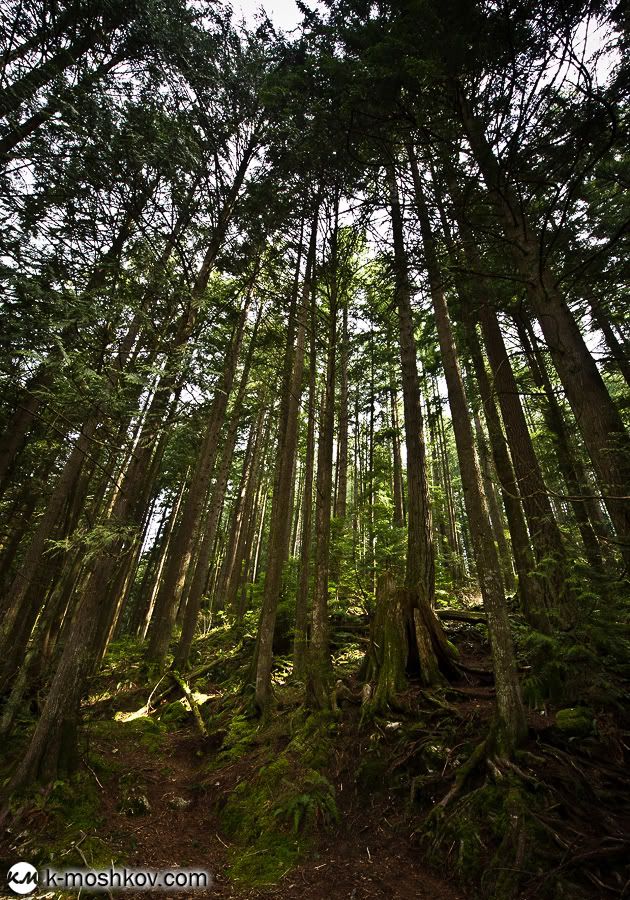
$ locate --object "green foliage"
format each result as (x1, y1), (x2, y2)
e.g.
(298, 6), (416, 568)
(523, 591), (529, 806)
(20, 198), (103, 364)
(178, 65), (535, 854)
(517, 580), (630, 709)
(274, 769), (338, 832)
(14, 773), (117, 870)
(520, 631), (568, 706)
(219, 712), (338, 886)
(215, 712), (261, 763)
(36, 775), (102, 834)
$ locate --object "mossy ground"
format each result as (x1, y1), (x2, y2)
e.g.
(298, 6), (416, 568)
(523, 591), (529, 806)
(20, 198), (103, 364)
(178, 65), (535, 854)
(209, 710), (339, 885)
(2, 607), (628, 899)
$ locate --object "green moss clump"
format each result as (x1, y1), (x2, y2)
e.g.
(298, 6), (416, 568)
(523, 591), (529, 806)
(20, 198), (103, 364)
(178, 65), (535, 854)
(89, 713), (167, 753)
(424, 779), (555, 898)
(160, 700), (192, 728)
(45, 774), (102, 833)
(22, 773), (119, 870)
(228, 832), (302, 885)
(446, 640), (460, 658)
(555, 707), (594, 737)
(216, 712), (260, 762)
(87, 750), (122, 779)
(220, 715), (338, 886)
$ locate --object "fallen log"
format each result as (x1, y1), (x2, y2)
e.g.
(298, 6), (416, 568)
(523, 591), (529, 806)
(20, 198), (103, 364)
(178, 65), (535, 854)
(146, 659), (224, 710)
(436, 608), (487, 624)
(170, 671), (208, 738)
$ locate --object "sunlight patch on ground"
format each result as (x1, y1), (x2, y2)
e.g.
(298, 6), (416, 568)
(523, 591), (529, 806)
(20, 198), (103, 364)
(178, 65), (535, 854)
(114, 691), (220, 722)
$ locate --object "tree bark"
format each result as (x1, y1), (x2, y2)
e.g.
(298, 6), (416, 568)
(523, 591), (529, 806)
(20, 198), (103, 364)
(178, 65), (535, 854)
(390, 370), (405, 528)
(473, 410), (516, 592)
(335, 301), (349, 520)
(514, 313), (608, 572)
(175, 309), (262, 668)
(294, 273), (317, 680)
(147, 297), (251, 667)
(307, 195), (339, 708)
(443, 175), (573, 623)
(409, 151), (526, 750)
(456, 83), (630, 565)
(386, 161), (455, 683)
(254, 207), (319, 714)
(588, 297), (630, 389)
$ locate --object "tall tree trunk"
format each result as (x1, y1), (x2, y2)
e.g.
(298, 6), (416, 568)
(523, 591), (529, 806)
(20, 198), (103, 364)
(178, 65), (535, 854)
(390, 370), (405, 528)
(463, 322), (548, 628)
(307, 195), (339, 708)
(5, 354), (185, 787)
(444, 178), (572, 622)
(335, 301), (349, 519)
(409, 151), (526, 751)
(174, 309), (262, 668)
(0, 185), (153, 493)
(386, 161), (455, 689)
(588, 297), (630, 389)
(432, 172), (548, 627)
(226, 408), (268, 617)
(0, 418), (97, 684)
(147, 297), (251, 667)
(456, 84), (630, 564)
(126, 499), (171, 637)
(294, 273), (317, 680)
(0, 54), (123, 159)
(433, 379), (465, 582)
(473, 411), (515, 592)
(138, 480), (188, 639)
(0, 5), (131, 118)
(254, 208), (319, 714)
(514, 313), (608, 572)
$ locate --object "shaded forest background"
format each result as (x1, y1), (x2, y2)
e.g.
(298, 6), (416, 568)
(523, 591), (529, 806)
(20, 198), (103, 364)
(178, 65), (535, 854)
(0, 0), (628, 896)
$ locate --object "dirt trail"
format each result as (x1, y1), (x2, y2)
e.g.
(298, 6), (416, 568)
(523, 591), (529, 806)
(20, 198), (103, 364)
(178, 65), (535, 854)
(93, 726), (467, 900)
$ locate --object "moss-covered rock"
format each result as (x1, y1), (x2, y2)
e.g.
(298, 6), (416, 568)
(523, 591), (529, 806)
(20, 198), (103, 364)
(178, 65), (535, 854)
(555, 707), (594, 737)
(119, 786), (152, 816)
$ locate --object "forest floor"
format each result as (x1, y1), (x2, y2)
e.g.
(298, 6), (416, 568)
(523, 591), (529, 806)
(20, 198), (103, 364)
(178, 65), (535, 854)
(65, 723), (467, 900)
(1, 612), (629, 899)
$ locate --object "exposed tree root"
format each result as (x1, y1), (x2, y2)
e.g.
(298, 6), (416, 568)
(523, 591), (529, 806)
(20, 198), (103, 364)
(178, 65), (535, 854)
(416, 720), (630, 900)
(436, 733), (491, 810)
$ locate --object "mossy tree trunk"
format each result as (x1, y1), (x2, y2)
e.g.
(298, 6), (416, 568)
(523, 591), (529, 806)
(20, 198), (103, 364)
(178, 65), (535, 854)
(363, 572), (408, 712)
